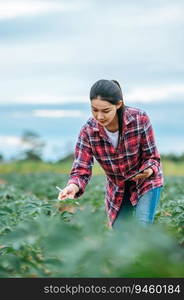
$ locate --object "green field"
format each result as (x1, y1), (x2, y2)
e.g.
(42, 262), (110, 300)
(0, 158), (184, 176)
(0, 160), (183, 277)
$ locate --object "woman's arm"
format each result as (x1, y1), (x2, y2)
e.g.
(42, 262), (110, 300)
(139, 112), (161, 176)
(66, 125), (94, 198)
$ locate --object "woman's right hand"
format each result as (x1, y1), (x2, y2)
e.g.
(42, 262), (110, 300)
(58, 183), (79, 200)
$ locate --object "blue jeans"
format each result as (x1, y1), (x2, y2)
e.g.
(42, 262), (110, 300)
(113, 182), (162, 229)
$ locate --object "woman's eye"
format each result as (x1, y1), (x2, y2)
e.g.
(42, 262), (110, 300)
(92, 109), (110, 113)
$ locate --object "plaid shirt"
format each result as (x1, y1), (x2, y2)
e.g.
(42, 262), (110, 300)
(67, 106), (164, 227)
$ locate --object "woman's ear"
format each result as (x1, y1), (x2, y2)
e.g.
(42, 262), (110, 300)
(116, 101), (123, 109)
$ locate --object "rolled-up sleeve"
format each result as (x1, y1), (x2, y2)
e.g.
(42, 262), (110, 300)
(67, 126), (94, 198)
(140, 112), (161, 175)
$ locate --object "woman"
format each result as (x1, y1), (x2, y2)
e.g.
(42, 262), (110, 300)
(58, 79), (164, 228)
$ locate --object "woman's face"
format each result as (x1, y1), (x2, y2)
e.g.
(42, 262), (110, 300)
(91, 97), (122, 127)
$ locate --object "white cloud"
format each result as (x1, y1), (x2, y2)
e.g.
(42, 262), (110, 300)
(105, 4), (184, 28)
(147, 5), (184, 24)
(12, 95), (87, 104)
(5, 84), (184, 104)
(0, 1), (86, 19)
(127, 84), (184, 102)
(32, 109), (86, 118)
(0, 1), (183, 106)
(0, 135), (21, 146)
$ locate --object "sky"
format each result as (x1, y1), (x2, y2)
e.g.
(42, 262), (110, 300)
(0, 0), (184, 105)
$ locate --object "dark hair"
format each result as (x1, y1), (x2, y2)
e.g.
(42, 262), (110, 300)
(90, 79), (124, 146)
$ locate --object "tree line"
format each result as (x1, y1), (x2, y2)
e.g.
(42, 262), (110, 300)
(0, 130), (183, 163)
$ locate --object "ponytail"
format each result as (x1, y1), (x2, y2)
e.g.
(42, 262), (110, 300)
(111, 80), (124, 146)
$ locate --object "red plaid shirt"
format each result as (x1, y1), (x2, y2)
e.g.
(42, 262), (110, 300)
(67, 106), (164, 227)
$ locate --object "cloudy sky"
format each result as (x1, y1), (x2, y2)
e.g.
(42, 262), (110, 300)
(0, 0), (183, 104)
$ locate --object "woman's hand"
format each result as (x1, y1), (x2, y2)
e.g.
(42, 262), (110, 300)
(58, 184), (79, 200)
(132, 167), (153, 181)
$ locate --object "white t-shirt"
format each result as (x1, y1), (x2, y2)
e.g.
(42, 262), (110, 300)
(104, 127), (119, 148)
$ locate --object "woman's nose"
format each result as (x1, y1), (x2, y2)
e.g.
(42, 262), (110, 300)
(97, 113), (104, 120)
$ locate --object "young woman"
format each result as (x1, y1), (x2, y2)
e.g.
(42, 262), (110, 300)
(58, 79), (164, 228)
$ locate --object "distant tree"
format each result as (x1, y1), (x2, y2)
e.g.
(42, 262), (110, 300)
(17, 130), (45, 161)
(0, 153), (4, 162)
(57, 153), (74, 163)
(56, 140), (74, 163)
(161, 152), (184, 162)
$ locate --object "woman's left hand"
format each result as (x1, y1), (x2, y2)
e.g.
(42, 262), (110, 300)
(132, 167), (153, 181)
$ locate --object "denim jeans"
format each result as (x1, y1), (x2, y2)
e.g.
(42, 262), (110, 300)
(113, 181), (162, 229)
